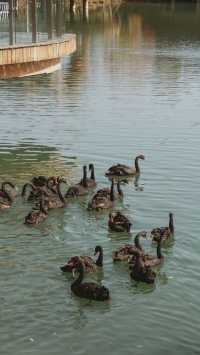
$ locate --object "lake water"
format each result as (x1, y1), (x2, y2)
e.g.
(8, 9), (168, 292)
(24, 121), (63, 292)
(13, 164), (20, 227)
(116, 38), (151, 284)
(0, 2), (200, 354)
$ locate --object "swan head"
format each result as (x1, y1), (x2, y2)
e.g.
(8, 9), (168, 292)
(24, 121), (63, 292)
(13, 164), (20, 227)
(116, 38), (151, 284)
(32, 176), (47, 187)
(94, 245), (102, 256)
(70, 258), (84, 275)
(138, 230), (147, 239)
(136, 154), (145, 160)
(89, 163), (94, 171)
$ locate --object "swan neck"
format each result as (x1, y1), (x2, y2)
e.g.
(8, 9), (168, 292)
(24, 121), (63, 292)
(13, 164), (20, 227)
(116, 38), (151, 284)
(157, 242), (162, 259)
(47, 178), (57, 193)
(96, 248), (103, 267)
(72, 264), (84, 286)
(21, 183), (35, 197)
(134, 254), (143, 270)
(134, 234), (142, 250)
(135, 157), (140, 173)
(117, 181), (123, 196)
(39, 197), (48, 215)
(90, 166), (95, 181)
(169, 214), (174, 234)
(57, 182), (65, 203)
(110, 181), (115, 201)
(2, 181), (14, 192)
(3, 190), (12, 202)
(83, 168), (88, 188)
(21, 184), (28, 197)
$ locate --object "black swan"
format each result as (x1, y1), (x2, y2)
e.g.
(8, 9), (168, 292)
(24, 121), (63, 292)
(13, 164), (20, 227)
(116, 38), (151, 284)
(130, 250), (156, 284)
(112, 231), (146, 262)
(105, 154), (145, 177)
(65, 165), (90, 198)
(108, 211), (132, 232)
(60, 245), (103, 273)
(71, 259), (110, 301)
(24, 196), (48, 225)
(151, 213), (174, 243)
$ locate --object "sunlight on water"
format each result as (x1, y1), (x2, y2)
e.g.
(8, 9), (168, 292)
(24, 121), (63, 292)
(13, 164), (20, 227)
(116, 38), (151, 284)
(0, 2), (200, 355)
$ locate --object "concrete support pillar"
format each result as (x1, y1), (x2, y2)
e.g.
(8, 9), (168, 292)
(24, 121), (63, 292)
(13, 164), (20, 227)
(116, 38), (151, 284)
(196, 0), (200, 12)
(171, 0), (175, 12)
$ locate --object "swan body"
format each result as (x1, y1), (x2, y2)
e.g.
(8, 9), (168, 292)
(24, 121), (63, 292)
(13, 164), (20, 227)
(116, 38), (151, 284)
(71, 259), (109, 301)
(142, 237), (164, 267)
(0, 182), (15, 208)
(31, 176), (48, 187)
(24, 197), (48, 225)
(83, 164), (96, 188)
(0, 182), (17, 198)
(105, 155), (145, 177)
(112, 231), (146, 262)
(65, 166), (90, 198)
(88, 180), (122, 210)
(46, 179), (66, 209)
(24, 209), (47, 225)
(129, 237), (164, 268)
(32, 175), (63, 188)
(108, 211), (132, 232)
(65, 184), (88, 197)
(151, 213), (174, 243)
(22, 183), (42, 201)
(46, 176), (66, 194)
(60, 246), (103, 273)
(22, 176), (64, 201)
(0, 199), (12, 209)
(130, 250), (156, 284)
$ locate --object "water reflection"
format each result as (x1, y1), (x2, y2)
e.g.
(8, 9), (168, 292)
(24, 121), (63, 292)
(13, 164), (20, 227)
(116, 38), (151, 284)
(130, 279), (156, 294)
(106, 175), (144, 191)
(157, 272), (169, 286)
(64, 2), (200, 100)
(2, 0), (72, 45)
(0, 143), (75, 183)
(108, 230), (132, 241)
(1, 1), (200, 47)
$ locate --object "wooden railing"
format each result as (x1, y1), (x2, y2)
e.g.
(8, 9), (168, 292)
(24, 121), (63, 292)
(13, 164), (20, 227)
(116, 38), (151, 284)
(0, 1), (18, 22)
(0, 35), (76, 66)
(0, 2), (9, 12)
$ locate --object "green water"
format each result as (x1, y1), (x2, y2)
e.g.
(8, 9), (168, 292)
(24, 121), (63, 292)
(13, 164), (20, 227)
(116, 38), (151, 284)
(1, 2), (200, 354)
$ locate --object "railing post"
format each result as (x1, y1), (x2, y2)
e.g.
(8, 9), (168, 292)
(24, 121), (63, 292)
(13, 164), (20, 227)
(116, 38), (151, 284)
(46, 0), (53, 40)
(9, 0), (14, 45)
(31, 0), (37, 43)
(56, 0), (62, 37)
(83, 0), (89, 22)
(70, 0), (75, 14)
(26, 0), (29, 33)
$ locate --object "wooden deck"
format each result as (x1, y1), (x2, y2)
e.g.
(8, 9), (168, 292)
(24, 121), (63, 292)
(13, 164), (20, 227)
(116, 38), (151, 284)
(0, 34), (76, 79)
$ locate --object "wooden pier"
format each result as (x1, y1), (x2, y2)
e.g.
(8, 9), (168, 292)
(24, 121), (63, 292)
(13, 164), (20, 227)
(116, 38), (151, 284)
(0, 35), (76, 79)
